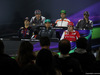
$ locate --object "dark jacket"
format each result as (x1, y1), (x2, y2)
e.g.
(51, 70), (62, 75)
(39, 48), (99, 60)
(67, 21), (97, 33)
(18, 27), (33, 39)
(76, 18), (93, 30)
(0, 54), (20, 75)
(30, 16), (45, 25)
(54, 55), (83, 74)
(37, 27), (56, 39)
(70, 50), (96, 73)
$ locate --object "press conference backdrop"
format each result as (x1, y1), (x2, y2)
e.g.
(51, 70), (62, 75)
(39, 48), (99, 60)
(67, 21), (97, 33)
(0, 0), (100, 50)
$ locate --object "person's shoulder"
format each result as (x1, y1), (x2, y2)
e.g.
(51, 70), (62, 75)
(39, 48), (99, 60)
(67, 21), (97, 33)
(72, 30), (78, 33)
(41, 16), (45, 19)
(63, 30), (68, 34)
(89, 20), (93, 23)
(55, 19), (61, 22)
(78, 19), (83, 22)
(89, 19), (92, 22)
(0, 54), (17, 62)
(19, 27), (24, 30)
(31, 16), (35, 20)
(65, 18), (70, 22)
(32, 16), (35, 18)
(56, 19), (60, 21)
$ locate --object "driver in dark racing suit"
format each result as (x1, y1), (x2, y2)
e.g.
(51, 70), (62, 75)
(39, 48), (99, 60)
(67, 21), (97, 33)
(75, 11), (93, 30)
(37, 19), (56, 39)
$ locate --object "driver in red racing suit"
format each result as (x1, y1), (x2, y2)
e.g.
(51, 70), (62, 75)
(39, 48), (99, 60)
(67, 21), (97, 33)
(60, 22), (80, 42)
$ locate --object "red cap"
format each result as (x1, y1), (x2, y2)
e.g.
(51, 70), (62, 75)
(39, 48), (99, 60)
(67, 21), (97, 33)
(68, 22), (74, 26)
